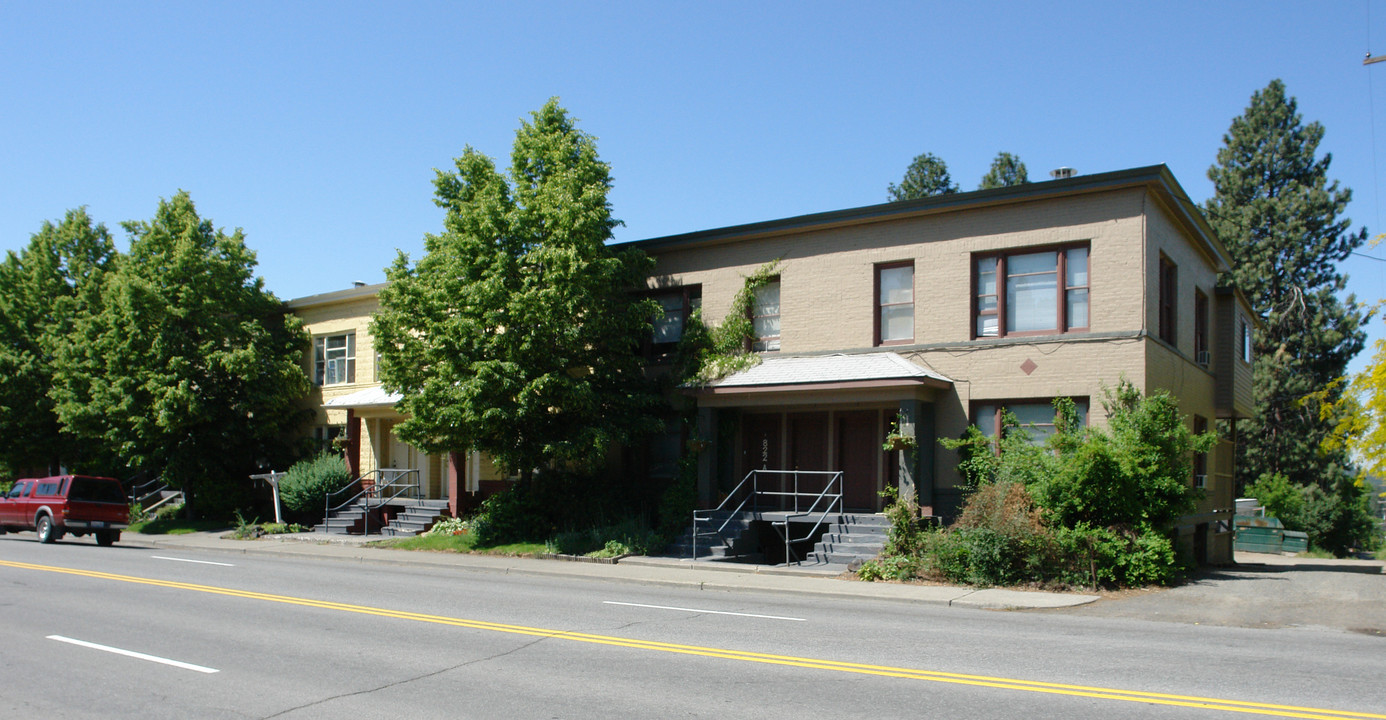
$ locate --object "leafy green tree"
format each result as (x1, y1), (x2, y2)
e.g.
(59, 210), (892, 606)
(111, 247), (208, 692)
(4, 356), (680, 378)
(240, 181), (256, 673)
(978, 152), (1029, 189)
(372, 99), (661, 482)
(887, 152), (958, 201)
(1203, 79), (1369, 491)
(50, 192), (310, 517)
(0, 209), (116, 476)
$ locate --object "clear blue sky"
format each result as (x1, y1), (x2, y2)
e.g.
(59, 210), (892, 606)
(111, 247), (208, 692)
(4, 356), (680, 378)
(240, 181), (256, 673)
(3, 1), (1384, 373)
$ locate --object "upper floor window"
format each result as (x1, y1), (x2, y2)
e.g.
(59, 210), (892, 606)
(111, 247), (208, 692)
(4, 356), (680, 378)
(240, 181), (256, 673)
(314, 333), (356, 386)
(1158, 255), (1177, 344)
(975, 245), (1088, 338)
(650, 286), (701, 345)
(973, 398), (1089, 445)
(876, 262), (914, 345)
(751, 280), (780, 352)
(1194, 289), (1209, 366)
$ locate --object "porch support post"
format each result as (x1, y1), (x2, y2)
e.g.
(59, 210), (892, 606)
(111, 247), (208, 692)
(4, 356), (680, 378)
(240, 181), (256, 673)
(345, 409), (362, 478)
(447, 451), (464, 517)
(696, 407), (717, 507)
(895, 399), (934, 510)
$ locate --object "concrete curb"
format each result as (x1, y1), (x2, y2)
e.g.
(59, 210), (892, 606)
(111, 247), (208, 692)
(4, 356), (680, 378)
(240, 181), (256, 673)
(125, 531), (1101, 610)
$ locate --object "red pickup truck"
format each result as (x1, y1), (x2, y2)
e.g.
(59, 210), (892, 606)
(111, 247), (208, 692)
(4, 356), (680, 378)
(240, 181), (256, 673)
(0, 475), (129, 545)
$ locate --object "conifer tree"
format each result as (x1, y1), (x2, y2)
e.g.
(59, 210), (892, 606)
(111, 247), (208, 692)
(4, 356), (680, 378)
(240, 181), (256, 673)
(978, 152), (1029, 189)
(888, 152), (958, 201)
(1203, 79), (1369, 490)
(372, 99), (661, 481)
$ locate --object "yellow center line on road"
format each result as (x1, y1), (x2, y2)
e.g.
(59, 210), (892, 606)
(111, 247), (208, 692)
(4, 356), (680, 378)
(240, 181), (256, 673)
(4, 559), (1381, 720)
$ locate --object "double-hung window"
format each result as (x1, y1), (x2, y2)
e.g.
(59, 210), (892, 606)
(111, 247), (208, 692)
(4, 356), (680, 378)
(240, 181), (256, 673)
(1158, 255), (1177, 344)
(650, 287), (701, 345)
(975, 245), (1088, 338)
(973, 399), (1089, 445)
(1194, 289), (1209, 366)
(876, 262), (914, 345)
(314, 333), (356, 386)
(751, 280), (780, 352)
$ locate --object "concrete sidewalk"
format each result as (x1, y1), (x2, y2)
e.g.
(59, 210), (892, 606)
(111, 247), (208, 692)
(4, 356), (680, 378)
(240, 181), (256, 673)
(125, 530), (1100, 611)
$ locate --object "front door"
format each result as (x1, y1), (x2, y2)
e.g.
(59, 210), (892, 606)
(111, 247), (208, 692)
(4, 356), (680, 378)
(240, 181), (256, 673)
(787, 412), (829, 512)
(836, 410), (880, 511)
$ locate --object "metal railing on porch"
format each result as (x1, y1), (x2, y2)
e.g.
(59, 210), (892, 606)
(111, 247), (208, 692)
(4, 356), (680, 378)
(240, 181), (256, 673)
(691, 469), (843, 566)
(324, 468), (422, 534)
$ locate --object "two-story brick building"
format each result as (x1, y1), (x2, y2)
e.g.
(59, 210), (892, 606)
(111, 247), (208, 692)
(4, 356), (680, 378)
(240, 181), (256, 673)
(630, 164), (1254, 564)
(288, 164), (1254, 563)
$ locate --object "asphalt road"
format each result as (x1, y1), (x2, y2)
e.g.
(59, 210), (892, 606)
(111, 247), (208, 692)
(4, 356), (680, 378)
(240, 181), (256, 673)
(2, 535), (1383, 720)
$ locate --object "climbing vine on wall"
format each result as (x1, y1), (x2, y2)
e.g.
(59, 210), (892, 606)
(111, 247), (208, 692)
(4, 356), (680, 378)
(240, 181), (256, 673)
(674, 261), (780, 384)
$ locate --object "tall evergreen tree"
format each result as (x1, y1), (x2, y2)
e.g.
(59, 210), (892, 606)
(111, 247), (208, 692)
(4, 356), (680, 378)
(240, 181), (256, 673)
(372, 99), (661, 481)
(1203, 79), (1369, 490)
(888, 152), (958, 201)
(50, 193), (310, 515)
(978, 152), (1029, 189)
(0, 209), (116, 475)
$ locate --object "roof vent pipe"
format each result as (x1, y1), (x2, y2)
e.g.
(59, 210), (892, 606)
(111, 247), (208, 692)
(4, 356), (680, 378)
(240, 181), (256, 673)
(352, 281), (366, 287)
(1050, 167), (1075, 179)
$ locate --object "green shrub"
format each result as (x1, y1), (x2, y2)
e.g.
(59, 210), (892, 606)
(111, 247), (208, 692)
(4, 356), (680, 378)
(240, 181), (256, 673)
(545, 518), (660, 556)
(279, 453), (353, 516)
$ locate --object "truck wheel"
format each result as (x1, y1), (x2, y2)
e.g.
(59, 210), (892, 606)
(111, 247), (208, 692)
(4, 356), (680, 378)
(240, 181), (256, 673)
(36, 515), (61, 544)
(96, 530), (120, 547)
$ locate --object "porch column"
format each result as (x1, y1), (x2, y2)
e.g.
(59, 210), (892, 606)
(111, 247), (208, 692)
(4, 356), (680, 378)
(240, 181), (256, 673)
(895, 399), (935, 511)
(695, 407), (718, 507)
(447, 451), (464, 517)
(346, 409), (361, 478)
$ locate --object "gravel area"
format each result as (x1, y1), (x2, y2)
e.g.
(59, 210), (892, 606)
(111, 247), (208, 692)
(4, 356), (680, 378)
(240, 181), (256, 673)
(1052, 552), (1386, 635)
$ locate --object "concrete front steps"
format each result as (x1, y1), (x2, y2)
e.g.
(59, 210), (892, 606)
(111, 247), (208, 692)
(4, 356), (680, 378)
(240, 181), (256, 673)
(380, 499), (451, 537)
(319, 499), (450, 537)
(667, 511), (891, 566)
(810, 513), (891, 565)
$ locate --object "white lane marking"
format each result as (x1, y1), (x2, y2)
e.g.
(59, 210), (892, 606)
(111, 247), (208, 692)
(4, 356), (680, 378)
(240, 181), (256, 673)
(604, 601), (806, 622)
(47, 635), (219, 674)
(151, 556), (235, 567)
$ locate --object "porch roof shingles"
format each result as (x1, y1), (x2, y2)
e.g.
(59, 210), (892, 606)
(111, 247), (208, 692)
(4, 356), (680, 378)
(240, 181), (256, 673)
(700, 352), (951, 393)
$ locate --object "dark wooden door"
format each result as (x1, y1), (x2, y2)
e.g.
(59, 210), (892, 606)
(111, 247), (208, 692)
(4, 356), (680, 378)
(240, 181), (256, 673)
(788, 412), (829, 512)
(836, 410), (879, 511)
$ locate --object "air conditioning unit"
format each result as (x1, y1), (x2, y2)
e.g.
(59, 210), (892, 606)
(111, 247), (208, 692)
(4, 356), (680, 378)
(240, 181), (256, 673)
(1194, 474), (1208, 489)
(1196, 350), (1211, 368)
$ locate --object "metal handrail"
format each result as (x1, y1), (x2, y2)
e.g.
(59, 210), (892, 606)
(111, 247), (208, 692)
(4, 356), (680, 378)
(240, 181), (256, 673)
(691, 469), (843, 564)
(691, 469), (760, 561)
(769, 471), (843, 565)
(323, 468), (422, 534)
(129, 476), (166, 503)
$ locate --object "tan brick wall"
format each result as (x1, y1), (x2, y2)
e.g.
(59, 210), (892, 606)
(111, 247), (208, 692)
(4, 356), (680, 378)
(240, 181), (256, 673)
(650, 189), (1152, 351)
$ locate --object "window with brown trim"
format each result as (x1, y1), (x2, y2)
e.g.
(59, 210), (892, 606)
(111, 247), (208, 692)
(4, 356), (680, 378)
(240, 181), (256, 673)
(1194, 288), (1209, 367)
(751, 279), (780, 352)
(974, 245), (1088, 338)
(972, 398), (1089, 445)
(314, 333), (356, 385)
(645, 285), (701, 361)
(875, 262), (914, 345)
(1158, 255), (1177, 345)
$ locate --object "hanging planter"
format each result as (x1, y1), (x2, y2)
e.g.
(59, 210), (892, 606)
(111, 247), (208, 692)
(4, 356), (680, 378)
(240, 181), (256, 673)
(882, 413), (918, 452)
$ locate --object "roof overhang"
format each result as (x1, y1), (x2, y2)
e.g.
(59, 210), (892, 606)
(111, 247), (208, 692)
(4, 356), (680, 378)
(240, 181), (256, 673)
(323, 386), (403, 409)
(619, 164), (1232, 274)
(687, 353), (951, 407)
